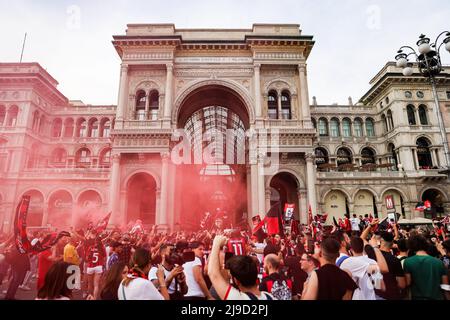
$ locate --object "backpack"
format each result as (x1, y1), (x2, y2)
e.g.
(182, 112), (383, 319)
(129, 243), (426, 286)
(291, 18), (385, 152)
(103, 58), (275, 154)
(268, 279), (292, 301)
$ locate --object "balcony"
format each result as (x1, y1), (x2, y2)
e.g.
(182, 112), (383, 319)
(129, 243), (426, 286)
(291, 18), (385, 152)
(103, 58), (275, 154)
(19, 165), (111, 179)
(263, 120), (315, 130)
(122, 120), (164, 129)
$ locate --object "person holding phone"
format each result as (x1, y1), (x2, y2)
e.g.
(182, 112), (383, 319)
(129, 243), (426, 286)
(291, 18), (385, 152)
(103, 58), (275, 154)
(183, 242), (213, 300)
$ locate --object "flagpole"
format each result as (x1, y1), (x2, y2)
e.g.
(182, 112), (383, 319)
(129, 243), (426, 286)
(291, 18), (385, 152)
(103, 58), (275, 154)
(20, 33), (27, 63)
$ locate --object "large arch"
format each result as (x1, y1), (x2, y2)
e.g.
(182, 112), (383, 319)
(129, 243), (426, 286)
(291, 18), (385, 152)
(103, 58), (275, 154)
(353, 189), (378, 218)
(122, 169), (161, 191)
(420, 187), (448, 219)
(268, 171), (303, 221)
(323, 189), (350, 223)
(126, 172), (157, 226)
(380, 188), (408, 219)
(74, 189), (103, 229)
(173, 79), (255, 126)
(47, 190), (73, 229)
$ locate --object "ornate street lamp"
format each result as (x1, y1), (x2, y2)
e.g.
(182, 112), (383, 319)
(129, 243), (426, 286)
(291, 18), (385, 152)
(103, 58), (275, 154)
(395, 32), (450, 169)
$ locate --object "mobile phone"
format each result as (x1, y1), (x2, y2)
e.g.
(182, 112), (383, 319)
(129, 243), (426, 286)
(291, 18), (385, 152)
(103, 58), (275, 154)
(224, 252), (235, 265)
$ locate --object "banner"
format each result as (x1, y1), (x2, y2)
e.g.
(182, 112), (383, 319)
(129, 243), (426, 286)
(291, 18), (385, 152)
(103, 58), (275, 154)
(284, 204), (295, 221)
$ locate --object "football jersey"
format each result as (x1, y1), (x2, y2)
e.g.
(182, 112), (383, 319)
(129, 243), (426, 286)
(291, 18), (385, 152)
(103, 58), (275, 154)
(227, 237), (247, 256)
(85, 241), (106, 268)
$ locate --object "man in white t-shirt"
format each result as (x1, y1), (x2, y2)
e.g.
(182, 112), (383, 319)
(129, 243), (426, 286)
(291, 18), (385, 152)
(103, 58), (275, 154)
(149, 244), (188, 299)
(207, 235), (275, 300)
(183, 242), (213, 300)
(340, 237), (384, 300)
(350, 214), (361, 233)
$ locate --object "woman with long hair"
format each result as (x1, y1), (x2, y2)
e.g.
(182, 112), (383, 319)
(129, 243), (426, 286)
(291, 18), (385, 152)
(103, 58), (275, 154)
(118, 248), (169, 300)
(99, 262), (128, 300)
(36, 261), (73, 300)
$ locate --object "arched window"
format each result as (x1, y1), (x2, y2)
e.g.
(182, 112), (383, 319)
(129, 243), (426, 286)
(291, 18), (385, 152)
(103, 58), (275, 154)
(417, 138), (433, 169)
(76, 118), (87, 137)
(361, 148), (376, 165)
(64, 118), (74, 138)
(315, 147), (329, 168)
(101, 119), (111, 138)
(149, 90), (159, 121)
(75, 148), (91, 168)
(51, 118), (62, 138)
(88, 119), (99, 138)
(336, 148), (353, 166)
(381, 114), (388, 132)
(318, 118), (329, 136)
(387, 110), (394, 130)
(6, 105), (19, 126)
(268, 91), (278, 119)
(0, 105), (6, 126)
(366, 118), (375, 137)
(354, 118), (363, 137)
(342, 118), (351, 137)
(419, 105), (428, 125)
(281, 91), (292, 120)
(99, 149), (111, 168)
(407, 105), (417, 125)
(330, 118), (340, 137)
(135, 90), (146, 120)
(388, 143), (398, 171)
(51, 148), (67, 167)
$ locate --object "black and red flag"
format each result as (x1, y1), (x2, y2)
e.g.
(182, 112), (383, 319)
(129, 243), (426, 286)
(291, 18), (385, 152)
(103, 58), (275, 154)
(14, 195), (70, 255)
(265, 202), (284, 236)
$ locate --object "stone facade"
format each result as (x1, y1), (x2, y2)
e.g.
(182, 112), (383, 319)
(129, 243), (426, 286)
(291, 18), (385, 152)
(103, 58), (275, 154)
(0, 24), (449, 232)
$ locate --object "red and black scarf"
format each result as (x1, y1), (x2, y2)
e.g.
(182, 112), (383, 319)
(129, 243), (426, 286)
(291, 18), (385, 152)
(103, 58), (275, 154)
(14, 196), (70, 255)
(127, 268), (148, 280)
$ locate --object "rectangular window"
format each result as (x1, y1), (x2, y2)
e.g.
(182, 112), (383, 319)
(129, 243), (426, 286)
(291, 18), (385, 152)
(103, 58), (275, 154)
(447, 91), (450, 99)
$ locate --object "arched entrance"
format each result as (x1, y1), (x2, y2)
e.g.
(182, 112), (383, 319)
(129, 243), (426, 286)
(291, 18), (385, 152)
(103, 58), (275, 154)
(324, 190), (350, 223)
(422, 188), (446, 219)
(75, 190), (102, 229)
(22, 190), (44, 227)
(354, 190), (377, 217)
(48, 190), (73, 229)
(381, 189), (405, 219)
(174, 85), (249, 230)
(269, 172), (300, 221)
(126, 173), (157, 226)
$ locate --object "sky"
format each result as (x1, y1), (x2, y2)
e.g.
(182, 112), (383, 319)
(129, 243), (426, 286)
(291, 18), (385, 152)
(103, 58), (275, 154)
(0, 0), (449, 105)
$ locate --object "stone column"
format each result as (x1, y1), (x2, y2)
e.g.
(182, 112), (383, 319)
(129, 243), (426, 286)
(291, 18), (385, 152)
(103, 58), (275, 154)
(398, 147), (415, 171)
(41, 204), (49, 227)
(375, 202), (383, 218)
(305, 152), (317, 216)
(298, 188), (308, 224)
(412, 148), (419, 170)
(116, 64), (129, 127)
(163, 63), (174, 120)
(298, 64), (311, 120)
(257, 156), (266, 215)
(109, 154), (121, 226)
(265, 188), (272, 214)
(250, 163), (259, 216)
(430, 148), (438, 167)
(246, 165), (253, 219)
(144, 92), (150, 120)
(158, 152), (170, 232)
(277, 92), (282, 120)
(254, 64), (262, 118)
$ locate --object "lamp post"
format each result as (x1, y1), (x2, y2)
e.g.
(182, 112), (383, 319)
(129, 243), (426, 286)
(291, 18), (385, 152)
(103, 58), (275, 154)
(395, 32), (450, 170)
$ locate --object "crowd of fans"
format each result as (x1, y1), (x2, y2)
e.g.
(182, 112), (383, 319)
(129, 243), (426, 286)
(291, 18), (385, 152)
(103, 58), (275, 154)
(0, 214), (449, 301)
